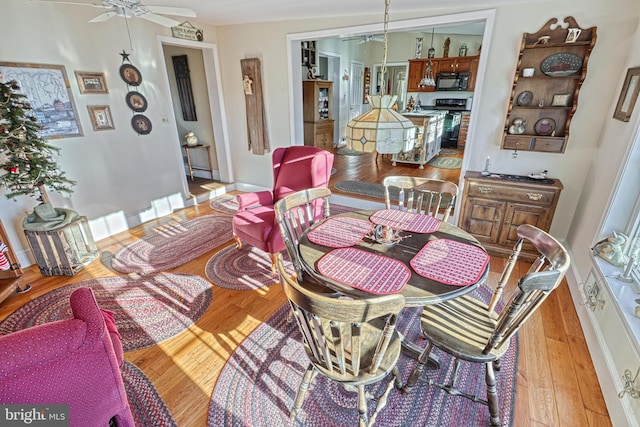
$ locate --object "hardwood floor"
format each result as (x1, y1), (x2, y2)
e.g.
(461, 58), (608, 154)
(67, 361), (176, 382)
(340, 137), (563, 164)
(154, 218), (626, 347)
(0, 153), (611, 426)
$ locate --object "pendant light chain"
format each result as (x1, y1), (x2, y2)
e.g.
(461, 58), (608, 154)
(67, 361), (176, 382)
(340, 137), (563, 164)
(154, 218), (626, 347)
(380, 0), (390, 95)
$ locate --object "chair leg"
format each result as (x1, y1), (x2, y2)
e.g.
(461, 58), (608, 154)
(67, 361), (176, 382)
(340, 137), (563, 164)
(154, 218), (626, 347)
(357, 384), (369, 427)
(485, 361), (500, 427)
(269, 253), (277, 274)
(369, 370), (399, 426)
(402, 341), (433, 394)
(291, 364), (317, 421)
(233, 235), (243, 250)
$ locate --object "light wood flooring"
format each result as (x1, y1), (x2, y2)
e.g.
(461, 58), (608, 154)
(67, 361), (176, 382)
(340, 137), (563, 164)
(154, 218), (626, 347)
(0, 152), (611, 426)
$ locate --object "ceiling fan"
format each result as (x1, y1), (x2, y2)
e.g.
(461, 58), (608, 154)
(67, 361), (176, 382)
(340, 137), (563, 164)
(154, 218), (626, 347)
(32, 0), (196, 27)
(341, 35), (385, 44)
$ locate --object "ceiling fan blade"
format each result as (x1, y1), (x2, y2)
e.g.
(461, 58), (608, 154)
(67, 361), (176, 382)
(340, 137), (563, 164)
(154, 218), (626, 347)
(146, 5), (196, 17)
(29, 0), (111, 8)
(89, 10), (116, 22)
(139, 12), (180, 27)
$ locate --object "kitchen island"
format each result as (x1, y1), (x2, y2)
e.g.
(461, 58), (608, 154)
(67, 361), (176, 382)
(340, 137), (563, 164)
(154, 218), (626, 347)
(392, 110), (446, 168)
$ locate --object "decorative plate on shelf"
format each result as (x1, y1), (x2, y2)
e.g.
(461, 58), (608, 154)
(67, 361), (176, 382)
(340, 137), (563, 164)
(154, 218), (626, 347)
(516, 90), (534, 106)
(540, 52), (582, 77)
(534, 117), (556, 136)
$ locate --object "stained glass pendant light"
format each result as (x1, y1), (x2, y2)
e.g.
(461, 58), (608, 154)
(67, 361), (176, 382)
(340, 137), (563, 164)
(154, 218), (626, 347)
(346, 0), (416, 154)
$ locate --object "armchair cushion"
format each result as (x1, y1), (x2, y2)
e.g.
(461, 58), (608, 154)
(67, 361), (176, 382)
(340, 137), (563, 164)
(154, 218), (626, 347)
(0, 287), (135, 427)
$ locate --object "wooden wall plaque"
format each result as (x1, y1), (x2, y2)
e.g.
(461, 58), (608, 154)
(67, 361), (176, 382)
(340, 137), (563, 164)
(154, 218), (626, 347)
(240, 58), (269, 155)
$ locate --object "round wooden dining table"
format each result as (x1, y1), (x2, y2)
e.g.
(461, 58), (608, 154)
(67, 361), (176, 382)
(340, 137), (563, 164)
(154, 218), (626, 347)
(298, 209), (490, 308)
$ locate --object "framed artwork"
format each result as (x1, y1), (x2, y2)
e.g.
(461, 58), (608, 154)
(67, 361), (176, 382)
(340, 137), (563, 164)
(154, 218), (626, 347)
(0, 62), (83, 138)
(75, 71), (108, 94)
(119, 64), (142, 86)
(87, 105), (114, 131)
(551, 93), (572, 107)
(125, 91), (147, 112)
(614, 66), (640, 122)
(131, 114), (152, 135)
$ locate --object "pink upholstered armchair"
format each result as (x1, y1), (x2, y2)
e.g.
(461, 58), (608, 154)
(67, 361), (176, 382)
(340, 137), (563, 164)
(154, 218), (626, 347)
(0, 287), (135, 427)
(232, 145), (334, 272)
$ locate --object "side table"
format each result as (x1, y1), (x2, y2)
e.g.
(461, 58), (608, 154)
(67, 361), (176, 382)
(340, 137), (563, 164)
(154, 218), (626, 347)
(182, 144), (214, 181)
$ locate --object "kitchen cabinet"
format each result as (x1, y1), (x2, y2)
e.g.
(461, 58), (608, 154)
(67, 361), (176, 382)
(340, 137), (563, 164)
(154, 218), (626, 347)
(407, 56), (480, 93)
(502, 17), (596, 154)
(458, 171), (563, 259)
(303, 80), (334, 149)
(392, 111), (445, 168)
(407, 59), (438, 93)
(457, 112), (471, 148)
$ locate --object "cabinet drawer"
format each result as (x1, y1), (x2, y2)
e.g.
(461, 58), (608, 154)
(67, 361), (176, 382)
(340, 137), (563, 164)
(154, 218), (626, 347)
(503, 135), (565, 153)
(467, 181), (556, 205)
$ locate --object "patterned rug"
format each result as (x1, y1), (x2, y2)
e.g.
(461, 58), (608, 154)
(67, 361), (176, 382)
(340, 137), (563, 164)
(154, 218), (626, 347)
(112, 214), (233, 274)
(205, 245), (295, 290)
(208, 285), (518, 427)
(123, 361), (176, 426)
(428, 157), (462, 169)
(210, 195), (239, 215)
(0, 274), (212, 352)
(334, 180), (396, 200)
(336, 147), (365, 156)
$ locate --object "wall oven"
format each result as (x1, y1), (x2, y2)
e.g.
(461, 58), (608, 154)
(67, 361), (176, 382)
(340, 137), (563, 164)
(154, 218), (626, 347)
(435, 72), (471, 91)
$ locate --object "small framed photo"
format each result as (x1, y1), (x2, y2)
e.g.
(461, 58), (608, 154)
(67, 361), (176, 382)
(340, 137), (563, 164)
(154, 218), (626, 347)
(565, 28), (582, 43)
(551, 93), (572, 107)
(614, 66), (640, 122)
(75, 71), (108, 94)
(87, 105), (114, 131)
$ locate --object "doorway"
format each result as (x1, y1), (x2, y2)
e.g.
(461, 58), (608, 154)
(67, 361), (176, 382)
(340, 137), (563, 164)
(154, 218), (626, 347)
(156, 36), (233, 200)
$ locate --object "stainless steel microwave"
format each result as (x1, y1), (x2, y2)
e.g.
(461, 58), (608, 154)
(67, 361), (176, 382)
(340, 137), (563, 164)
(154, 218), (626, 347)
(435, 72), (471, 91)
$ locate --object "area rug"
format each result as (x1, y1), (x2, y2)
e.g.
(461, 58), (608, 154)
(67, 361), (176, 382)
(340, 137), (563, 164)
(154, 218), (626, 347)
(439, 149), (459, 155)
(0, 274), (212, 352)
(210, 195), (239, 215)
(208, 285), (518, 427)
(205, 245), (295, 290)
(428, 156), (462, 169)
(123, 361), (177, 426)
(334, 180), (396, 200)
(112, 214), (233, 274)
(336, 147), (365, 156)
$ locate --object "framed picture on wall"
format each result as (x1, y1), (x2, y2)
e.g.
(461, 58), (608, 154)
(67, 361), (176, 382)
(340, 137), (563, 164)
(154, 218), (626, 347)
(87, 105), (114, 131)
(75, 71), (108, 94)
(0, 62), (83, 138)
(613, 66), (640, 122)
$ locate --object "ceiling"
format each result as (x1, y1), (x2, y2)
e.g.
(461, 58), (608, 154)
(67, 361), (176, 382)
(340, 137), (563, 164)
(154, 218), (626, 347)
(81, 0), (537, 26)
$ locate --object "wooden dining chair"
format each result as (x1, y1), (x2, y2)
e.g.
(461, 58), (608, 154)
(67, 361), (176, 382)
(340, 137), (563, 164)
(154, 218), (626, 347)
(402, 224), (570, 426)
(277, 254), (406, 427)
(274, 187), (331, 281)
(382, 176), (458, 222)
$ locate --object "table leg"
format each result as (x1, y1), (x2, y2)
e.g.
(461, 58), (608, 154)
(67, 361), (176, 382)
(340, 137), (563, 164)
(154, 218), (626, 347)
(184, 147), (194, 181)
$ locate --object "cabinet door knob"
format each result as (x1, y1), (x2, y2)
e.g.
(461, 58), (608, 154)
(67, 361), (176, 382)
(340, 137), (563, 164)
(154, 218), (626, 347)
(478, 186), (493, 194)
(527, 193), (543, 201)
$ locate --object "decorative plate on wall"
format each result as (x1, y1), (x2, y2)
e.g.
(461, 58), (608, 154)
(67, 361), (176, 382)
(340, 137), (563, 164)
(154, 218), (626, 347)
(120, 64), (142, 86)
(125, 91), (147, 112)
(516, 90), (534, 106)
(540, 52), (582, 77)
(534, 117), (556, 135)
(131, 114), (152, 135)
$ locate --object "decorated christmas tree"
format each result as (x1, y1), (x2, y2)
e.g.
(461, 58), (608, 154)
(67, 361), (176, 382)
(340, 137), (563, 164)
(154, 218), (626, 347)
(0, 79), (75, 202)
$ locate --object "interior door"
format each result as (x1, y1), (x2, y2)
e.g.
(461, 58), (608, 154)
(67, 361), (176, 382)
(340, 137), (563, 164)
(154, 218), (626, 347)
(349, 61), (364, 121)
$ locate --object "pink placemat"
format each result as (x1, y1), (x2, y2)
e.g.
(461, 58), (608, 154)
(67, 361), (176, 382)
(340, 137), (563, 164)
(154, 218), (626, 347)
(410, 239), (489, 286)
(370, 209), (440, 234)
(317, 248), (410, 295)
(308, 217), (374, 248)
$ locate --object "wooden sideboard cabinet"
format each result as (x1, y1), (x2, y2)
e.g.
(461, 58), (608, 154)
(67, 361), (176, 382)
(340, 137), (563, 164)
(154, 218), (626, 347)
(458, 171), (563, 259)
(303, 80), (334, 150)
